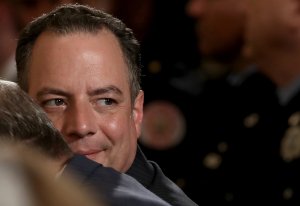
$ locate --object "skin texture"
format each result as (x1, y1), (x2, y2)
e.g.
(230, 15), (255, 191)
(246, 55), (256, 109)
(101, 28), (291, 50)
(27, 29), (144, 172)
(246, 0), (300, 86)
(186, 0), (247, 62)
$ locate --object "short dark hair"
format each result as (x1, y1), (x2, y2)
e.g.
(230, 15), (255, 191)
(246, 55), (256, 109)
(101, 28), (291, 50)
(16, 3), (142, 103)
(0, 79), (72, 159)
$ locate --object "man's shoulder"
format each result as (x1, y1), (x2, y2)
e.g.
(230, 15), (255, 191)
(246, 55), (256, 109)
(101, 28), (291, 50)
(64, 155), (172, 206)
(64, 155), (123, 182)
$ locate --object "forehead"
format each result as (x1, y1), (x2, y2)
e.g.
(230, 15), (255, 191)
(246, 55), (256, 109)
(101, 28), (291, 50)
(30, 29), (127, 70)
(206, 0), (245, 10)
(28, 29), (130, 93)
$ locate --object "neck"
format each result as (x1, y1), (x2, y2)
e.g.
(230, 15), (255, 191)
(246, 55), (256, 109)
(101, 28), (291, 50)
(256, 50), (300, 87)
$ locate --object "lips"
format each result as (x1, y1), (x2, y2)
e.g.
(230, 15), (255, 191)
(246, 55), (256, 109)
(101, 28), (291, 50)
(86, 153), (98, 160)
(75, 149), (101, 156)
(75, 150), (102, 161)
(70, 143), (110, 160)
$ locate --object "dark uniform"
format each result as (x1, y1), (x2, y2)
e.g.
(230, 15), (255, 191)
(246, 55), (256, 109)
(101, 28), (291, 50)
(231, 78), (300, 205)
(183, 65), (300, 205)
(182, 66), (277, 205)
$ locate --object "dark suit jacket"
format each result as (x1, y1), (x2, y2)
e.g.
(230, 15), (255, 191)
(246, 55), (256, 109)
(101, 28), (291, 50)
(126, 146), (198, 206)
(63, 155), (171, 206)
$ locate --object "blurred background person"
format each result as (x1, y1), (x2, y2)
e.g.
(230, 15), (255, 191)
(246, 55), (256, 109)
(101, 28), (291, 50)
(183, 0), (254, 204)
(181, 0), (300, 205)
(234, 0), (300, 204)
(180, 0), (277, 204)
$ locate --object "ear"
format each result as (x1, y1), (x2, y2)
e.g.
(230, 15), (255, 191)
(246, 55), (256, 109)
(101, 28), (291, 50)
(295, 0), (300, 13)
(132, 90), (144, 139)
(288, 0), (300, 31)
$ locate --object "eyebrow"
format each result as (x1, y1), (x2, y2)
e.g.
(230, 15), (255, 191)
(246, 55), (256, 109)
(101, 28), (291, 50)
(36, 88), (71, 99)
(36, 85), (123, 98)
(87, 85), (123, 96)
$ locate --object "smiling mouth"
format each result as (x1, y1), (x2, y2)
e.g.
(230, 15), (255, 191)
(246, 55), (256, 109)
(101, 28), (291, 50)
(85, 153), (98, 159)
(74, 145), (110, 159)
(76, 150), (100, 156)
(77, 150), (106, 160)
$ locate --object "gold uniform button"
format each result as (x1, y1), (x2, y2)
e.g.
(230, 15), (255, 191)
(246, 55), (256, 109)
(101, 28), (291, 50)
(283, 187), (293, 200)
(243, 113), (260, 128)
(203, 152), (222, 170)
(280, 126), (300, 162)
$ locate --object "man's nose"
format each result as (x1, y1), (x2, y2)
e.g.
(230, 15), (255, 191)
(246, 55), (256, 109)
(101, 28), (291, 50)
(63, 101), (98, 139)
(186, 0), (205, 18)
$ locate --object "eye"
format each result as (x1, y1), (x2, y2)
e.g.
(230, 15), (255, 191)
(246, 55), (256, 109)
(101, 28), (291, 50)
(96, 98), (116, 106)
(43, 98), (66, 107)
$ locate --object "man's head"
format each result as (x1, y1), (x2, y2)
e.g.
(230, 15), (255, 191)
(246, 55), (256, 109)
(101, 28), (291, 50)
(0, 79), (72, 160)
(186, 0), (247, 62)
(16, 4), (144, 172)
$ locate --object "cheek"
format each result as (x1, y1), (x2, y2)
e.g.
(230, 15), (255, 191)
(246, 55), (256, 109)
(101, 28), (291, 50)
(104, 113), (138, 141)
(106, 119), (121, 132)
(44, 113), (66, 135)
(105, 117), (129, 140)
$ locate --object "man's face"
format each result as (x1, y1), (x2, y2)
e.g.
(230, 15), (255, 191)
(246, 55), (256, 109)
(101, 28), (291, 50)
(27, 30), (144, 172)
(186, 0), (246, 59)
